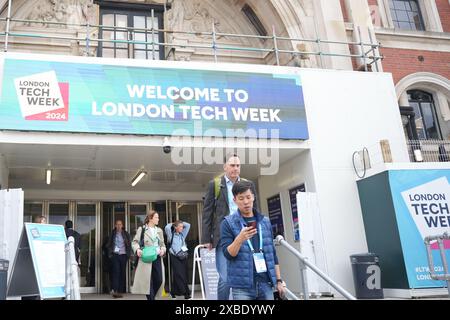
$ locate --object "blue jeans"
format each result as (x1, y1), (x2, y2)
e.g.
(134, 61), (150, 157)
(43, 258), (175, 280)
(215, 247), (231, 300)
(232, 281), (274, 300)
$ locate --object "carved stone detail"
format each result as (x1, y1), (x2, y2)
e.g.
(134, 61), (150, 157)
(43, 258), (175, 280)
(167, 0), (231, 40)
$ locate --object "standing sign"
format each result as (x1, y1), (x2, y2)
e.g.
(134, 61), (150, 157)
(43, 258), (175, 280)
(199, 248), (219, 300)
(7, 223), (67, 299)
(389, 170), (450, 288)
(267, 194), (284, 238)
(289, 184), (305, 242)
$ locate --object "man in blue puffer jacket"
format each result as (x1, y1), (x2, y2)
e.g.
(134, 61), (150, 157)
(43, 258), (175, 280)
(219, 180), (286, 300)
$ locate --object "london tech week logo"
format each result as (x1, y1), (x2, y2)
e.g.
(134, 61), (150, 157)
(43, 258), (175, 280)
(401, 176), (450, 249)
(14, 71), (69, 121)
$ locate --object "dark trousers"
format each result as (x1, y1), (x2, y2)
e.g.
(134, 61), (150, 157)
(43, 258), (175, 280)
(111, 254), (128, 293)
(169, 253), (190, 296)
(146, 256), (162, 300)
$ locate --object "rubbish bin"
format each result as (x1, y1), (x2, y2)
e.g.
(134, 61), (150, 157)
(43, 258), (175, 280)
(0, 259), (9, 300)
(350, 253), (383, 299)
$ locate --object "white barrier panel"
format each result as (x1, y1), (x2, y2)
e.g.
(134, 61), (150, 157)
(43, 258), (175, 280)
(0, 188), (24, 281)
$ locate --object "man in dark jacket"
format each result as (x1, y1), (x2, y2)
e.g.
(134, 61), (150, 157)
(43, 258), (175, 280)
(220, 180), (286, 300)
(201, 153), (258, 300)
(65, 220), (81, 264)
(107, 219), (132, 298)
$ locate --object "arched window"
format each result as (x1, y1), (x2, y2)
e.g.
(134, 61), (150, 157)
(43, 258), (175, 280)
(408, 90), (442, 140)
(389, 0), (425, 31)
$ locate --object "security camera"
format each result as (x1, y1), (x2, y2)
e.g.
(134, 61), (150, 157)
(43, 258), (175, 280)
(163, 137), (172, 154)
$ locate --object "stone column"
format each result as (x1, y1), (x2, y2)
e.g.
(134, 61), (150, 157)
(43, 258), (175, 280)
(344, 0), (382, 71)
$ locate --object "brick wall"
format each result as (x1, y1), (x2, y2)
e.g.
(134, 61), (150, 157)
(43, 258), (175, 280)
(380, 47), (450, 84)
(436, 0), (450, 32)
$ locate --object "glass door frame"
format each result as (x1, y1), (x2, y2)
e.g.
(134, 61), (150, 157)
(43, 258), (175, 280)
(126, 202), (151, 290)
(167, 201), (203, 293)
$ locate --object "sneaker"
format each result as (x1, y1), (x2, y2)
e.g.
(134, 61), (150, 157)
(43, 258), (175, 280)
(184, 295), (191, 300)
(170, 293), (176, 299)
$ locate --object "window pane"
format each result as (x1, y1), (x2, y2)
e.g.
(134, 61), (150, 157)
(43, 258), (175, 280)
(116, 49), (129, 58)
(147, 17), (159, 29)
(134, 32), (146, 50)
(410, 102), (426, 139)
(134, 50), (147, 59)
(102, 14), (114, 26)
(76, 204), (96, 288)
(394, 1), (405, 10)
(134, 16), (146, 29)
(421, 103), (439, 139)
(390, 0), (424, 30)
(48, 203), (69, 226)
(24, 203), (43, 223)
(103, 48), (114, 58)
(396, 11), (409, 22)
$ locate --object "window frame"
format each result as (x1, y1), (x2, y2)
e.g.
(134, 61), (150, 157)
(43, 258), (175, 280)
(389, 0), (426, 31)
(408, 90), (443, 140)
(96, 1), (165, 60)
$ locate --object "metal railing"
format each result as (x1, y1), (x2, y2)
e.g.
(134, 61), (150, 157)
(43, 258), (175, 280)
(275, 235), (357, 300)
(65, 236), (81, 300)
(406, 140), (450, 163)
(424, 233), (450, 297)
(0, 4), (382, 69)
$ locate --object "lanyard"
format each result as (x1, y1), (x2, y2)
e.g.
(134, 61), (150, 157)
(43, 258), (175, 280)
(241, 222), (263, 253)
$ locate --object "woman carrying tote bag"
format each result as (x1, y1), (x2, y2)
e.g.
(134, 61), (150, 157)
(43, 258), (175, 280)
(131, 210), (166, 300)
(164, 220), (191, 299)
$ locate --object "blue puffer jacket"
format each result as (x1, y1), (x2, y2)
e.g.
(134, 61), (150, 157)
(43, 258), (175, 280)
(221, 210), (277, 289)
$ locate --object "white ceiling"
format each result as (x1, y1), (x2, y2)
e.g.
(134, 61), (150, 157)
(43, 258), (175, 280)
(2, 143), (305, 192)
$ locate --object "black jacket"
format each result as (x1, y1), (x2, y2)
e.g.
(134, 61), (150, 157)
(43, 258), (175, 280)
(107, 229), (132, 258)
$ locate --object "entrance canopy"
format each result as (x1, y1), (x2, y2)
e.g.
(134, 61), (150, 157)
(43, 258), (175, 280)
(1, 130), (309, 200)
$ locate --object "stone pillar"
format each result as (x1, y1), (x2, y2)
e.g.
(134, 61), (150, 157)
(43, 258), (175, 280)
(399, 91), (410, 107)
(312, 0), (353, 70)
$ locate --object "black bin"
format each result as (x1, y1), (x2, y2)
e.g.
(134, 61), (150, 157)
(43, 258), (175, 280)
(350, 253), (383, 299)
(0, 259), (9, 300)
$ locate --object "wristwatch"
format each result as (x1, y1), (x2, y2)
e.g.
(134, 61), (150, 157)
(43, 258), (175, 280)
(276, 278), (283, 284)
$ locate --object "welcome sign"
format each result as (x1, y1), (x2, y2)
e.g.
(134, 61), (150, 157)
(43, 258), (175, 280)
(0, 55), (308, 140)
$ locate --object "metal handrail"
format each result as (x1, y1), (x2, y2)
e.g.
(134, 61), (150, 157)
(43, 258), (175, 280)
(424, 233), (450, 297)
(191, 244), (209, 300)
(284, 287), (300, 300)
(275, 235), (357, 300)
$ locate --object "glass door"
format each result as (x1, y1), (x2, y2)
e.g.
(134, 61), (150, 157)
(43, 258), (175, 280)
(101, 202), (127, 293)
(168, 201), (202, 293)
(75, 203), (98, 293)
(128, 203), (149, 288)
(23, 202), (43, 223)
